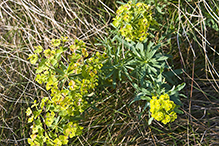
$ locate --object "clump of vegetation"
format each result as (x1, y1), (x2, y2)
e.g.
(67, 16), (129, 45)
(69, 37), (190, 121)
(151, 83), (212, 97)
(101, 0), (186, 126)
(27, 38), (104, 145)
(1, 0), (219, 145)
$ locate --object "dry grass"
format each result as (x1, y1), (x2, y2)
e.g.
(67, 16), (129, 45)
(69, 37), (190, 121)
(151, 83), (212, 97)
(0, 0), (219, 145)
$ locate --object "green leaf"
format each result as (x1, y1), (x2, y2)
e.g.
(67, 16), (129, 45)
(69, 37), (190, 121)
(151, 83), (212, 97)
(60, 62), (67, 71)
(125, 64), (134, 70)
(157, 56), (169, 61)
(179, 93), (187, 98)
(171, 95), (183, 106)
(115, 35), (132, 48)
(140, 96), (151, 101)
(141, 88), (151, 95)
(147, 48), (157, 61)
(130, 47), (141, 60)
(123, 66), (132, 81)
(175, 83), (186, 91)
(138, 102), (150, 120)
(129, 93), (144, 105)
(105, 70), (115, 79)
(132, 83), (140, 90)
(50, 59), (58, 66)
(156, 6), (165, 14)
(168, 83), (186, 96)
(148, 65), (157, 74)
(174, 107), (184, 114)
(148, 117), (154, 125)
(54, 68), (65, 75)
(136, 42), (145, 57)
(54, 116), (60, 126)
(116, 1), (126, 5)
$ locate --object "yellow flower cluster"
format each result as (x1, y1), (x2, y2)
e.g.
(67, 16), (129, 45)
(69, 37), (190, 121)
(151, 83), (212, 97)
(150, 94), (177, 124)
(112, 1), (153, 42)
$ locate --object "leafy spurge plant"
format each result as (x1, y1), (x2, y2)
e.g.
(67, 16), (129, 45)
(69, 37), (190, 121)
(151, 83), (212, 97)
(109, 1), (186, 125)
(27, 38), (104, 146)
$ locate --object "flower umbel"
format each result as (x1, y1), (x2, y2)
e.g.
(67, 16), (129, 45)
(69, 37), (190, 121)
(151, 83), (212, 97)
(112, 1), (154, 42)
(150, 94), (177, 124)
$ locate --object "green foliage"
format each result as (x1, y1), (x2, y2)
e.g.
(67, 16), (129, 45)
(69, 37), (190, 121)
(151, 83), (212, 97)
(27, 38), (104, 145)
(129, 41), (169, 86)
(98, 34), (169, 86)
(100, 30), (186, 125)
(97, 35), (134, 87)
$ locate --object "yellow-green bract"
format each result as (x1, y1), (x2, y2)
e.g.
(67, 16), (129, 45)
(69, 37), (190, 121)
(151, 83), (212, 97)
(150, 94), (177, 124)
